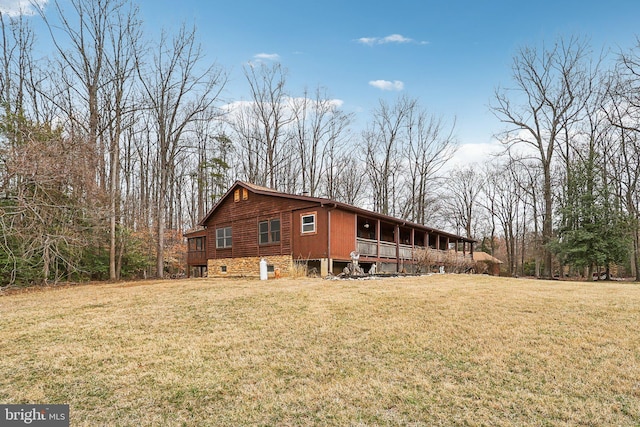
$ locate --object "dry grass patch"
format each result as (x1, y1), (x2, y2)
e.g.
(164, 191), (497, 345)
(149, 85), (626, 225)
(1, 275), (639, 425)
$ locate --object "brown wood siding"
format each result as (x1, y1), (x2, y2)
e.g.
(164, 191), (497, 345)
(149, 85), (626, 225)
(257, 211), (292, 257)
(207, 222), (232, 259)
(233, 217), (258, 258)
(291, 207), (328, 259)
(203, 191), (319, 260)
(187, 251), (207, 265)
(329, 209), (356, 260)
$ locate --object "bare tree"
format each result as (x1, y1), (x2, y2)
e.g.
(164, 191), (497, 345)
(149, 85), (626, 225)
(290, 87), (352, 197)
(37, 0), (112, 187)
(604, 41), (640, 280)
(189, 123), (233, 224)
(483, 160), (523, 276)
(509, 155), (544, 277)
(231, 101), (263, 184)
(362, 95), (415, 216)
(491, 36), (595, 277)
(103, 4), (141, 279)
(332, 156), (367, 206)
(35, 0), (142, 280)
(441, 166), (483, 239)
(242, 62), (291, 189)
(403, 108), (457, 224)
(136, 24), (225, 278)
(0, 12), (36, 123)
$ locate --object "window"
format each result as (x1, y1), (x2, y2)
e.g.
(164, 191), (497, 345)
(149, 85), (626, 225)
(242, 188), (249, 200)
(270, 219), (281, 242)
(220, 265), (227, 273)
(188, 237), (204, 251)
(259, 218), (280, 244)
(259, 221), (269, 244)
(301, 213), (316, 234)
(234, 189), (240, 202)
(216, 227), (232, 248)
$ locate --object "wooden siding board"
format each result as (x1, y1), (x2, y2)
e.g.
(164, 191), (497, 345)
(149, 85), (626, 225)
(233, 217), (258, 258)
(329, 209), (356, 260)
(291, 207), (328, 259)
(281, 212), (292, 253)
(203, 190), (320, 260)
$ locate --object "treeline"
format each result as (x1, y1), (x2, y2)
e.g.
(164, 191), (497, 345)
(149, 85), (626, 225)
(1, 1), (640, 286)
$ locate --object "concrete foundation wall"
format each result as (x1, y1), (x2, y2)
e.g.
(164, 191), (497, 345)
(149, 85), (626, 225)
(207, 255), (293, 277)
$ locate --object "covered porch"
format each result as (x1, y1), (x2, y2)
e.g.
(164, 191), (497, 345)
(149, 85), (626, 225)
(354, 215), (474, 273)
(185, 228), (208, 277)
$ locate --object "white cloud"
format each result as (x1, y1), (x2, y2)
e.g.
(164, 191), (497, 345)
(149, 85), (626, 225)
(356, 33), (428, 46)
(357, 37), (378, 46)
(253, 53), (280, 61)
(221, 97), (345, 123)
(382, 34), (411, 43)
(288, 97), (344, 111)
(448, 141), (504, 169)
(0, 0), (47, 16)
(369, 80), (404, 91)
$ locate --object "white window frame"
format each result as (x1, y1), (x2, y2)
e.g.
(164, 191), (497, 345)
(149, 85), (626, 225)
(301, 213), (316, 234)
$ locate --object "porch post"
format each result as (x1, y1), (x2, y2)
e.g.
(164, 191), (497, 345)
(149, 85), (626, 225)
(395, 224), (400, 273)
(376, 219), (381, 259)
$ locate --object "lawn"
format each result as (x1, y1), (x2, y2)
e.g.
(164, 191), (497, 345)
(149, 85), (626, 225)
(1, 275), (639, 426)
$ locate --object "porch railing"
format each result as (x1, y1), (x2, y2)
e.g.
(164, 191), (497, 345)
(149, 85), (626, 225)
(399, 244), (413, 259)
(380, 241), (396, 258)
(356, 238), (377, 256)
(187, 250), (207, 264)
(355, 240), (472, 263)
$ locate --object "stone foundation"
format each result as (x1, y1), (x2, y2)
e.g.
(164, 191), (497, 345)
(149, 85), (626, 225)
(207, 255), (293, 278)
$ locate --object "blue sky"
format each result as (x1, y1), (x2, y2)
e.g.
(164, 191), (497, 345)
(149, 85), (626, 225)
(4, 0), (640, 165)
(137, 1), (640, 149)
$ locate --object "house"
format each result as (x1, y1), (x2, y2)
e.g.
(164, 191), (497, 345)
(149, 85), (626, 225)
(185, 181), (475, 278)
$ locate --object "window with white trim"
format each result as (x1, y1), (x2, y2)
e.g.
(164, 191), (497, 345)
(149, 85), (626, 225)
(216, 226), (232, 248)
(301, 213), (316, 234)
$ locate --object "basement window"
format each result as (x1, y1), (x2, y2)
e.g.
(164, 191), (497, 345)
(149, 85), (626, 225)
(220, 265), (227, 273)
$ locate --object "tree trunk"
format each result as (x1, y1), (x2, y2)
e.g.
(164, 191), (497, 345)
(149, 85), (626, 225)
(543, 167), (553, 278)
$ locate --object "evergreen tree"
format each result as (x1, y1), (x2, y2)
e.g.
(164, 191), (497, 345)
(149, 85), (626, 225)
(554, 157), (630, 279)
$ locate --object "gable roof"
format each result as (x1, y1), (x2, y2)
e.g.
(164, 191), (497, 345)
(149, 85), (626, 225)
(198, 180), (476, 243)
(473, 251), (503, 263)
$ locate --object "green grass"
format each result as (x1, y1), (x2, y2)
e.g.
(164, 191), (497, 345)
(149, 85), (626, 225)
(1, 275), (639, 425)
